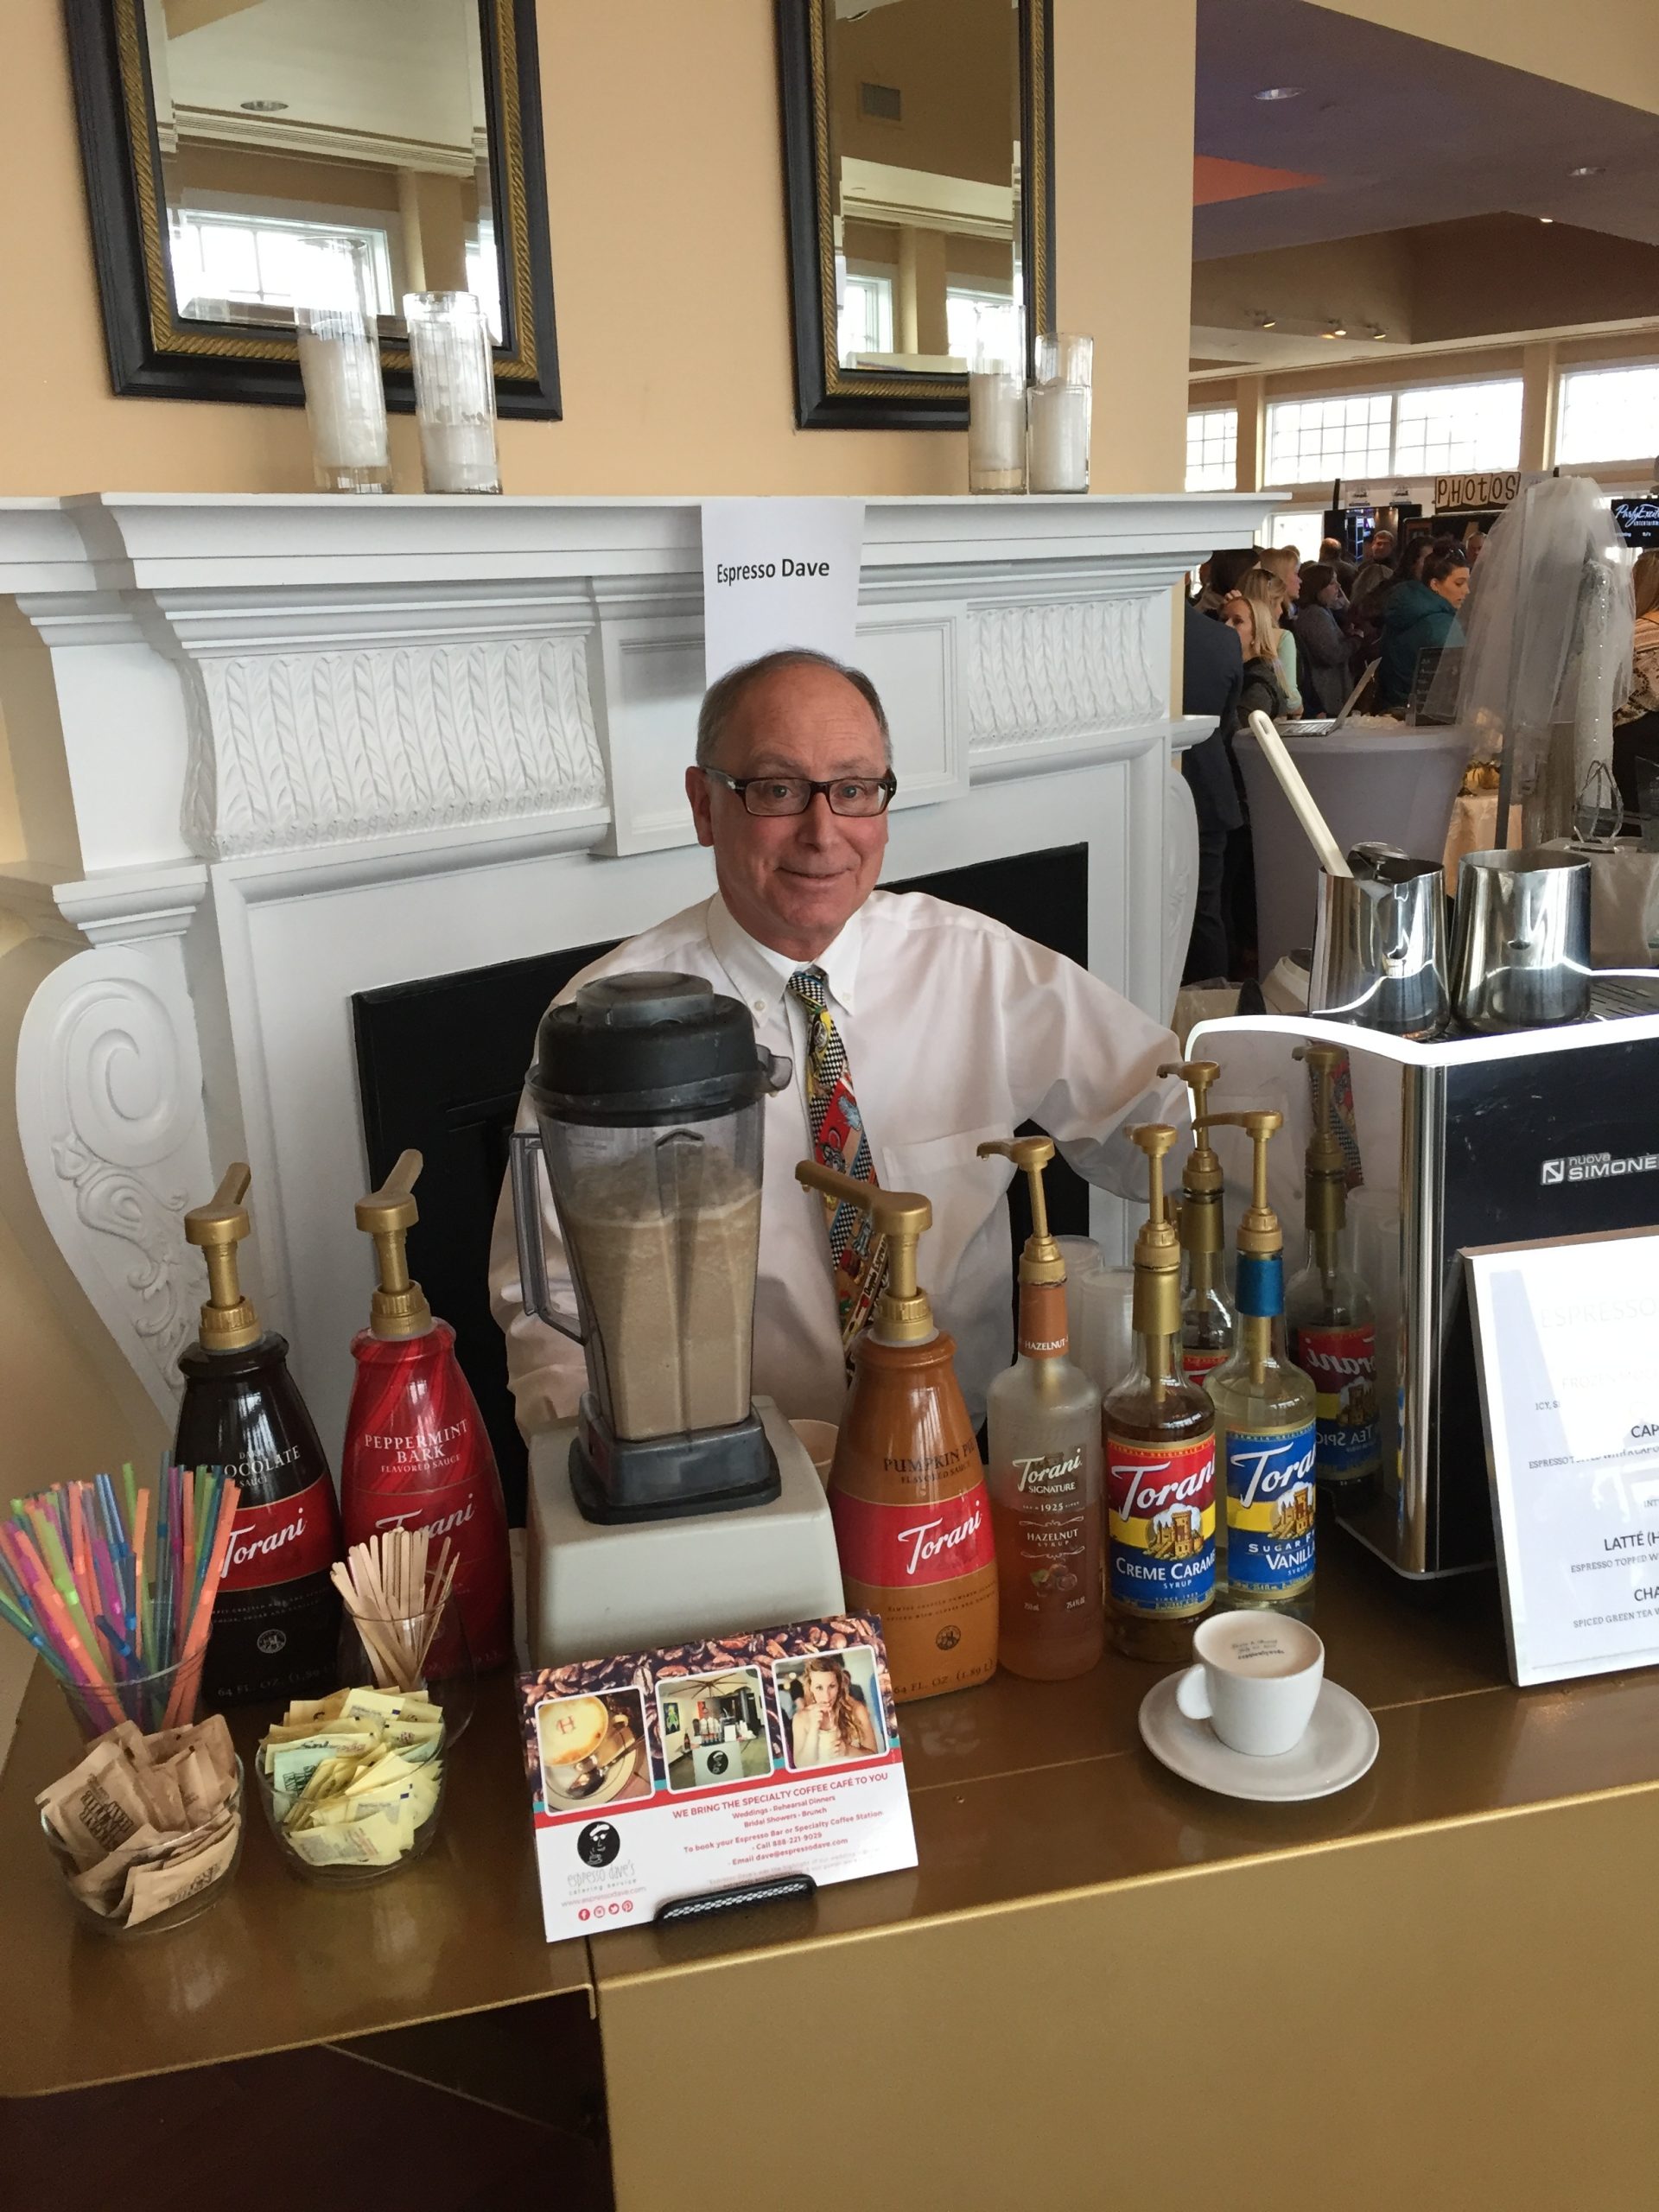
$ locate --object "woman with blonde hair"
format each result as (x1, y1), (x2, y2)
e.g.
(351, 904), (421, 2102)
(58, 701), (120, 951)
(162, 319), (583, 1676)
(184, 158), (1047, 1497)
(1613, 550), (1659, 816)
(790, 1653), (880, 1768)
(1220, 579), (1288, 726)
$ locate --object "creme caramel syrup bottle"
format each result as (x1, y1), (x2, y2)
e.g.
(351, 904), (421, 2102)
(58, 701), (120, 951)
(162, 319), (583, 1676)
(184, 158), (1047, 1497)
(1161, 1059), (1235, 1390)
(1103, 1125), (1217, 1663)
(977, 1137), (1103, 1681)
(1202, 1112), (1317, 1621)
(1285, 1045), (1381, 1505)
(797, 1161), (997, 1702)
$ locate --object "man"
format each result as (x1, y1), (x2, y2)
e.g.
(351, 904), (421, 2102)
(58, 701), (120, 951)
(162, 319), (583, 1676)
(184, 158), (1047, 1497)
(1315, 534), (1357, 594)
(1194, 547), (1258, 617)
(1180, 601), (1243, 982)
(1346, 528), (1397, 620)
(490, 648), (1185, 1433)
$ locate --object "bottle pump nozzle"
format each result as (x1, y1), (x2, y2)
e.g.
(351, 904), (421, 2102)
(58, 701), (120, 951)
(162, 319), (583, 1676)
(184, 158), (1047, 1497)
(795, 1162), (934, 1344)
(184, 1163), (261, 1352)
(1202, 1111), (1285, 1255)
(1128, 1123), (1183, 1344)
(355, 1149), (434, 1340)
(1293, 1044), (1348, 1240)
(1160, 1058), (1225, 1260)
(976, 1135), (1063, 1285)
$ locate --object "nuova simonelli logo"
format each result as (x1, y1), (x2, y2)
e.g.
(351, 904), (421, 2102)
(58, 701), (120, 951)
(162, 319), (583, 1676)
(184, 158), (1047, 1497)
(1541, 1151), (1659, 1186)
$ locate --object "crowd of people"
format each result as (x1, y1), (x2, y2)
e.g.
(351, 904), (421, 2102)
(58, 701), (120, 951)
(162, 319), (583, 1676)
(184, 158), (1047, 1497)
(1179, 520), (1483, 986)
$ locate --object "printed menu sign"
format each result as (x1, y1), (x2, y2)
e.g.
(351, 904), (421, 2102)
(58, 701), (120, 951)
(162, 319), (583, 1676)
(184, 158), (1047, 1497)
(1466, 1230), (1659, 1685)
(518, 1613), (916, 1942)
(700, 497), (865, 686)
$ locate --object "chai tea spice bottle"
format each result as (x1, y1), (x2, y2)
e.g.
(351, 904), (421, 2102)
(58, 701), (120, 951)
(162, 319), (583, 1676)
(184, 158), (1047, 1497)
(977, 1135), (1103, 1680)
(796, 1162), (997, 1702)
(1103, 1125), (1217, 1664)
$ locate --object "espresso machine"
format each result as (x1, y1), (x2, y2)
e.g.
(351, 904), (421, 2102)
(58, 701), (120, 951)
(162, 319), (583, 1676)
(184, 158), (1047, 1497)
(1190, 1007), (1659, 1578)
(512, 973), (843, 1663)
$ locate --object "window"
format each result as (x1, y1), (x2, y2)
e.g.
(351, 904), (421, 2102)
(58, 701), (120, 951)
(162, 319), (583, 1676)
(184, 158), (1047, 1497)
(1556, 364), (1659, 466)
(170, 208), (395, 317)
(1185, 408), (1238, 492)
(1393, 379), (1522, 473)
(837, 268), (894, 363)
(1267, 394), (1392, 485)
(1265, 508), (1325, 554)
(945, 286), (1020, 372)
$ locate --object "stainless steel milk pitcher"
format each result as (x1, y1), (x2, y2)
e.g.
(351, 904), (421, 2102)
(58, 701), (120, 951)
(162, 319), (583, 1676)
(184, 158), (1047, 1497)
(1449, 848), (1592, 1032)
(1308, 848), (1450, 1039)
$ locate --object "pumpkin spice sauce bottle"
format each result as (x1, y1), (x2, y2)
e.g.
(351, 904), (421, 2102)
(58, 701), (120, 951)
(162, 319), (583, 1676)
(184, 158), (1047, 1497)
(796, 1163), (997, 1702)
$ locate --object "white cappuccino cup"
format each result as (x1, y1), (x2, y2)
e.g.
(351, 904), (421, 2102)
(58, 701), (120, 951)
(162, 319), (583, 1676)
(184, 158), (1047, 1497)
(1174, 1612), (1325, 1757)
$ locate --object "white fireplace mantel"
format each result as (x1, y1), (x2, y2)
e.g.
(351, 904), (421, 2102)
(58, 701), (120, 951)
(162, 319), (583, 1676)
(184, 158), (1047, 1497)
(0, 490), (1275, 1453)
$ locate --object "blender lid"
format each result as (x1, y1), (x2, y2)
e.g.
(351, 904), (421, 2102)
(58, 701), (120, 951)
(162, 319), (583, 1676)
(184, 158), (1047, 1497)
(528, 971), (787, 1124)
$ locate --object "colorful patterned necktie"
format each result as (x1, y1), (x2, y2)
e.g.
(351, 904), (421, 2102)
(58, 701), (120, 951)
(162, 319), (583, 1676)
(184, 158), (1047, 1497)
(788, 966), (887, 1347)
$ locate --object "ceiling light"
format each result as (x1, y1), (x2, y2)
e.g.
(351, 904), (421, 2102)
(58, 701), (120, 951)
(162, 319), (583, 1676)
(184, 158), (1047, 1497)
(1259, 316), (1277, 329)
(1254, 86), (1304, 101)
(239, 98), (288, 111)
(1569, 164), (1603, 178)
(1325, 323), (1347, 339)
(1539, 215), (1554, 224)
(1370, 327), (1387, 340)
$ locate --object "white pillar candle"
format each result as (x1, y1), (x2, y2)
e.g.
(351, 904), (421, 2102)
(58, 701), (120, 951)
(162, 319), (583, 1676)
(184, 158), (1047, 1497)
(418, 419), (502, 495)
(969, 371), (1027, 493)
(1026, 382), (1091, 494)
(404, 290), (501, 496)
(296, 328), (391, 482)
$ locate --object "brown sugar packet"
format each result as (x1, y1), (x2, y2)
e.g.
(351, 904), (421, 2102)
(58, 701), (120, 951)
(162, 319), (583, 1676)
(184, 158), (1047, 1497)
(133, 1760), (188, 1834)
(37, 1737), (151, 1869)
(67, 1822), (175, 1915)
(120, 1818), (241, 1929)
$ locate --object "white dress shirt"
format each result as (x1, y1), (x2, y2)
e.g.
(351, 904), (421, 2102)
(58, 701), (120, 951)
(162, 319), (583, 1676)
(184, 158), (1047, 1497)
(488, 889), (1185, 1433)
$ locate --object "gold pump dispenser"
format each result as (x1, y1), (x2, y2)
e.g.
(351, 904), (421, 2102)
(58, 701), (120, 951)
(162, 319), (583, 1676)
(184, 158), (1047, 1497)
(1286, 1042), (1380, 1493)
(794, 1163), (934, 1344)
(354, 1149), (435, 1340)
(1129, 1123), (1184, 1381)
(1160, 1058), (1235, 1382)
(1294, 1044), (1349, 1249)
(793, 1158), (996, 1701)
(1203, 1110), (1284, 1384)
(184, 1164), (262, 1352)
(975, 1135), (1064, 1285)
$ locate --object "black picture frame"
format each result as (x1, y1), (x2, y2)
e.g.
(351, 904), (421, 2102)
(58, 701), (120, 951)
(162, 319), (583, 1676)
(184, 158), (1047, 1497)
(63, 0), (561, 419)
(775, 0), (1055, 431)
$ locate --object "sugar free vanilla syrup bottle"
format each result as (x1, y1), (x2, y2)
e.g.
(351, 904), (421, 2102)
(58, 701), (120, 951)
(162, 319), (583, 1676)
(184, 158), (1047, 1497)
(1103, 1126), (1217, 1663)
(796, 1162), (997, 1702)
(340, 1152), (512, 1671)
(1161, 1059), (1235, 1390)
(1286, 1045), (1381, 1505)
(176, 1166), (343, 1707)
(977, 1136), (1103, 1681)
(1202, 1112), (1317, 1621)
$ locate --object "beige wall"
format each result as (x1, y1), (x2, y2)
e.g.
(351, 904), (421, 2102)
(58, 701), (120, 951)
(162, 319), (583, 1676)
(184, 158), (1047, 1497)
(0, 0), (1195, 499)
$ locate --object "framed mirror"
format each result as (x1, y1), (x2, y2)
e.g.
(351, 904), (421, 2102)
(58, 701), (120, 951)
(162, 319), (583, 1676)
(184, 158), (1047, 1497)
(777, 0), (1054, 430)
(67, 0), (559, 416)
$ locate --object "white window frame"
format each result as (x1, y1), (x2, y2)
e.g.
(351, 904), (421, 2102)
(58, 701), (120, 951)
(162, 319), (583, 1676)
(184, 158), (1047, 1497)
(1185, 406), (1238, 493)
(170, 206), (397, 317)
(1555, 360), (1659, 468)
(1263, 372), (1524, 494)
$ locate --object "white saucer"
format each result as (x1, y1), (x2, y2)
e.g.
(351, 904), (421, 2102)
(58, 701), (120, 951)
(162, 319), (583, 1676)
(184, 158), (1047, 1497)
(1137, 1672), (1379, 1802)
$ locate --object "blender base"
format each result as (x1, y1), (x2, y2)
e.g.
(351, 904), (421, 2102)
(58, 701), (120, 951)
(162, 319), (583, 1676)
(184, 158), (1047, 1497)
(525, 1398), (846, 1666)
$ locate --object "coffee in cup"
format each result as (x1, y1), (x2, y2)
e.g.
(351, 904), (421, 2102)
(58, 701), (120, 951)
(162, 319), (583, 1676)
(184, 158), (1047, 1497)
(1173, 1613), (1324, 1757)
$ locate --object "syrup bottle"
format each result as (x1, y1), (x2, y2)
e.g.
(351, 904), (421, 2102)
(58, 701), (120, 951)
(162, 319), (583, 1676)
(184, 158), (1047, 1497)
(796, 1161), (996, 1702)
(1160, 1058), (1235, 1389)
(1102, 1125), (1217, 1663)
(1202, 1111), (1317, 1621)
(340, 1151), (513, 1671)
(1285, 1045), (1381, 1505)
(176, 1165), (343, 1707)
(977, 1136), (1103, 1681)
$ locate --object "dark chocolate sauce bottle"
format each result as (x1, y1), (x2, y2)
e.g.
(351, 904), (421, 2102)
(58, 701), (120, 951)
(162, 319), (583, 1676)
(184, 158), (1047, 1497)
(175, 1166), (341, 1706)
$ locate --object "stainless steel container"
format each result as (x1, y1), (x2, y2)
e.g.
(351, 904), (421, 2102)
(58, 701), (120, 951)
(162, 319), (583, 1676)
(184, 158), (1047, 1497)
(1309, 856), (1449, 1039)
(1450, 848), (1592, 1032)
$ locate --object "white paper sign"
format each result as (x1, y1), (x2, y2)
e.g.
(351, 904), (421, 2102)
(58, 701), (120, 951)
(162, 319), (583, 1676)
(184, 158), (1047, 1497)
(518, 1612), (916, 1942)
(1466, 1230), (1659, 1685)
(701, 497), (865, 685)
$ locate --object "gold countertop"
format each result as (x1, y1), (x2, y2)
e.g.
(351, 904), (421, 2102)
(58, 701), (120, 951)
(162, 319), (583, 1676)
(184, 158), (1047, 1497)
(5, 1529), (1656, 2098)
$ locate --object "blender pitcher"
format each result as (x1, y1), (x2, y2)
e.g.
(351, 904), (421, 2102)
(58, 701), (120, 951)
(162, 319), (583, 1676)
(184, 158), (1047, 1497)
(509, 972), (791, 1522)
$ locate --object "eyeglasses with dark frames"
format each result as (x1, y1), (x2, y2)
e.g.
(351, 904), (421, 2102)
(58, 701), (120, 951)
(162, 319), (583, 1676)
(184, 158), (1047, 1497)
(702, 767), (898, 818)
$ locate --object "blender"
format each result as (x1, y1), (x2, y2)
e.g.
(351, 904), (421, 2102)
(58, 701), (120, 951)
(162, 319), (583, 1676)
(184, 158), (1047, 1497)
(511, 972), (844, 1662)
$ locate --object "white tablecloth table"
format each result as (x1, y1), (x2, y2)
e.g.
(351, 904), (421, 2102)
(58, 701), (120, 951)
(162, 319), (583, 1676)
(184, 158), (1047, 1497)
(1236, 724), (1471, 975)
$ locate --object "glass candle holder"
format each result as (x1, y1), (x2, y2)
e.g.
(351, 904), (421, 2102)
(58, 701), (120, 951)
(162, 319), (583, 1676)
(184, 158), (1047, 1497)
(1027, 383), (1091, 493)
(404, 291), (502, 495)
(296, 238), (391, 494)
(1035, 332), (1094, 388)
(968, 367), (1027, 493)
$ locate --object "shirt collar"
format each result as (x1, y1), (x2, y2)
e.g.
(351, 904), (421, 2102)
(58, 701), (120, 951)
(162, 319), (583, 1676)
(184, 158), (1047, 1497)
(707, 893), (866, 1020)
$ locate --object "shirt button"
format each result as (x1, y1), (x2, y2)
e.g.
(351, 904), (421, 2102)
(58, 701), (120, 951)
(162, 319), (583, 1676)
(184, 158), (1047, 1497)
(753, 1001), (766, 1014)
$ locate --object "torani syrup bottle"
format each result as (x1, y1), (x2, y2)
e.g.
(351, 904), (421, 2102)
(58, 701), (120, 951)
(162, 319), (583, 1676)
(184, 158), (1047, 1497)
(340, 1151), (512, 1671)
(1103, 1126), (1217, 1663)
(176, 1166), (343, 1707)
(977, 1136), (1103, 1681)
(1202, 1112), (1317, 1621)
(796, 1161), (996, 1702)
(1285, 1045), (1381, 1503)
(1160, 1060), (1235, 1389)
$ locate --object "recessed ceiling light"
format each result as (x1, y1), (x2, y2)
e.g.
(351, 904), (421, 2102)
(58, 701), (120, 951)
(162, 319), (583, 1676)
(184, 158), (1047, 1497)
(1371, 328), (1387, 340)
(239, 98), (288, 111)
(1259, 317), (1277, 328)
(1569, 164), (1603, 178)
(1325, 323), (1348, 339)
(1539, 215), (1554, 224)
(1254, 86), (1304, 101)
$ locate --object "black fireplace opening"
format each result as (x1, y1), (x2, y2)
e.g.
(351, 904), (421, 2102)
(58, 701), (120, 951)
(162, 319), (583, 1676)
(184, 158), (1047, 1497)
(353, 844), (1090, 1522)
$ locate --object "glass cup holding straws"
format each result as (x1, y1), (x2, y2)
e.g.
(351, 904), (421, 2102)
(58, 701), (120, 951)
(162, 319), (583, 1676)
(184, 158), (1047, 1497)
(0, 1464), (242, 1740)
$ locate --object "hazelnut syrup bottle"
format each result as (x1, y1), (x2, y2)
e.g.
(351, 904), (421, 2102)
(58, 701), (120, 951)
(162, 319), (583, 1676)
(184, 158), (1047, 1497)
(176, 1166), (343, 1707)
(340, 1152), (512, 1671)
(796, 1163), (997, 1703)
(1102, 1126), (1217, 1663)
